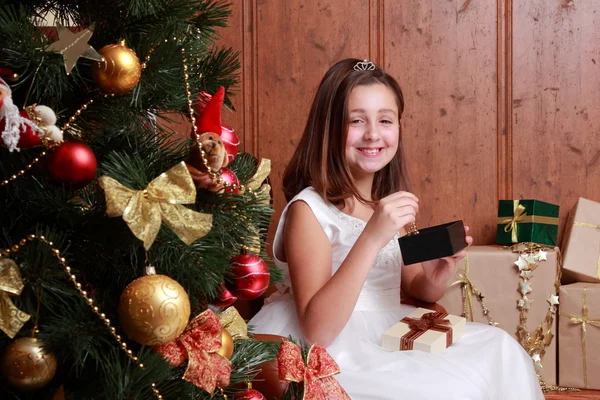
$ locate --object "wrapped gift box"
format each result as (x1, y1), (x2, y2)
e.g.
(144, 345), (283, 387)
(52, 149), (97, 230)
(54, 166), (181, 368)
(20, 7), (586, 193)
(438, 245), (559, 384)
(398, 220), (468, 265)
(558, 283), (600, 389)
(382, 307), (465, 355)
(561, 197), (600, 283)
(496, 199), (559, 246)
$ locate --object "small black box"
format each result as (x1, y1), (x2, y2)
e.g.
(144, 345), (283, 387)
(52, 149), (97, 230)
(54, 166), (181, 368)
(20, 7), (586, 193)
(398, 220), (468, 265)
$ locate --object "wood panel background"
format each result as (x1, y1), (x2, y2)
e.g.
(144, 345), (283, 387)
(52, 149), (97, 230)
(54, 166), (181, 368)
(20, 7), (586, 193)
(215, 0), (600, 247)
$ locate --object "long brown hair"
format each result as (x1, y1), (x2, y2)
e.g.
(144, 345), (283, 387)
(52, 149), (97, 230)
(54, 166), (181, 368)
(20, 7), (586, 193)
(282, 58), (410, 204)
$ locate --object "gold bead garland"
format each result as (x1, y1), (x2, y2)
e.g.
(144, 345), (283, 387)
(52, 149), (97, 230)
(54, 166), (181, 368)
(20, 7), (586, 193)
(0, 234), (163, 399)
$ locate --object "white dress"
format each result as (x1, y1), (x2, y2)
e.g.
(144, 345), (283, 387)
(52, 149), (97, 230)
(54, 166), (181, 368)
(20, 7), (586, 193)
(249, 187), (544, 400)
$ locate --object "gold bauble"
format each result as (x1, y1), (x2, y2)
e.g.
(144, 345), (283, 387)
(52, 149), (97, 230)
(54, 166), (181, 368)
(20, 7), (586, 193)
(91, 40), (141, 94)
(118, 274), (191, 346)
(0, 337), (57, 391)
(216, 328), (234, 359)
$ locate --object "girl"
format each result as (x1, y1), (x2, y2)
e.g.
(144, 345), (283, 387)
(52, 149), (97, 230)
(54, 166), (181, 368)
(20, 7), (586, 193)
(249, 58), (544, 399)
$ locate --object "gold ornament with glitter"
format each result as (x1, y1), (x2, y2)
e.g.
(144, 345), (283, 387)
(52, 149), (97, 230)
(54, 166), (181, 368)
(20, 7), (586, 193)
(0, 337), (57, 390)
(45, 24), (104, 75)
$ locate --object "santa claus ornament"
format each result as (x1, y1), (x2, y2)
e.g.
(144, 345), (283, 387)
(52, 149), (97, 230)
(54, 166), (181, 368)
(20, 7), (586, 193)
(0, 77), (63, 152)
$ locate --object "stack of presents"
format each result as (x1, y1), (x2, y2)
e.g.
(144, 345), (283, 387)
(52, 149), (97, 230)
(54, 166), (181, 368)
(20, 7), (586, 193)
(382, 197), (600, 391)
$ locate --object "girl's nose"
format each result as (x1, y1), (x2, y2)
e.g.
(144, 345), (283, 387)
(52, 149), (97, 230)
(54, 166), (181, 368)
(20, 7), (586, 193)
(363, 121), (380, 141)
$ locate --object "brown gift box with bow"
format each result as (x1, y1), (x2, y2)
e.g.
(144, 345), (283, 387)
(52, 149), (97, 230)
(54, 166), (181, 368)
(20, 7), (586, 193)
(561, 197), (600, 284)
(438, 245), (559, 384)
(558, 283), (600, 389)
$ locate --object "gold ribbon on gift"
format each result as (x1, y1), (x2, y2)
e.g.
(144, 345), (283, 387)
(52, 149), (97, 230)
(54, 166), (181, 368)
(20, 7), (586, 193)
(573, 222), (600, 279)
(0, 258), (31, 338)
(218, 306), (248, 339)
(99, 162), (213, 250)
(498, 201), (559, 243)
(451, 253), (478, 321)
(560, 288), (600, 389)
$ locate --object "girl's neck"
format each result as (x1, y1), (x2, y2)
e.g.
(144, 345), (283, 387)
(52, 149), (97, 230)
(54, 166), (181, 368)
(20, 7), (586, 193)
(341, 174), (375, 216)
(353, 174), (374, 201)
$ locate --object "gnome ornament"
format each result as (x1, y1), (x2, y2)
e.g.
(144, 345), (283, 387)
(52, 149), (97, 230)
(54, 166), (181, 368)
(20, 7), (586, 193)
(187, 86), (238, 190)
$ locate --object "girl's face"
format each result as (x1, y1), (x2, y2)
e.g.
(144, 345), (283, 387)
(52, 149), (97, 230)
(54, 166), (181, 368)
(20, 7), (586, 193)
(345, 83), (400, 181)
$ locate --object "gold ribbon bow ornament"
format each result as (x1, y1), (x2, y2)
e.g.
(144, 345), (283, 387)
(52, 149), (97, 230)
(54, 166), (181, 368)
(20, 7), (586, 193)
(0, 258), (31, 338)
(277, 340), (351, 400)
(218, 306), (248, 339)
(99, 162), (212, 250)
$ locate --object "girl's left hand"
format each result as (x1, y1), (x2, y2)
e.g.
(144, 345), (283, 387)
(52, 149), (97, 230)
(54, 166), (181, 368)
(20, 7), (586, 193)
(421, 226), (473, 286)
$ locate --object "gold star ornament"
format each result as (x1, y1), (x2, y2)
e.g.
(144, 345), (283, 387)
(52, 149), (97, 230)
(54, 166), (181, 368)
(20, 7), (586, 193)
(45, 24), (104, 75)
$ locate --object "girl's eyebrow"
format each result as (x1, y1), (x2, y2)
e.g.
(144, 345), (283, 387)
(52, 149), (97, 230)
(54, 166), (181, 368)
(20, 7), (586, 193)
(349, 108), (397, 115)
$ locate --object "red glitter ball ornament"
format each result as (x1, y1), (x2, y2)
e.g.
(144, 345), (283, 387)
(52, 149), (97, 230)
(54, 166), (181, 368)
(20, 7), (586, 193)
(227, 252), (270, 301)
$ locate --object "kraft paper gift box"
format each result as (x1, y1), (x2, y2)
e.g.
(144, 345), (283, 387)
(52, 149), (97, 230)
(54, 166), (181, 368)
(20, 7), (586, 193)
(496, 199), (559, 246)
(558, 283), (600, 389)
(561, 197), (600, 283)
(381, 307), (465, 355)
(438, 245), (560, 384)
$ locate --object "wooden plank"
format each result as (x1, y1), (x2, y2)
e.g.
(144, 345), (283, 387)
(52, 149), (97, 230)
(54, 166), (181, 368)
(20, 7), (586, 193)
(512, 0), (600, 244)
(384, 0), (499, 244)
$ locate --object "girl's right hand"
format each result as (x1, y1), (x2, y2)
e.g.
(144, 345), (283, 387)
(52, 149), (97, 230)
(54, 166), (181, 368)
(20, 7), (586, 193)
(363, 191), (419, 250)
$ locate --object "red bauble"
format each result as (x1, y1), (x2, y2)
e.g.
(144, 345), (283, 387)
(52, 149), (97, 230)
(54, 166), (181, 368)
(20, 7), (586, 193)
(238, 388), (266, 400)
(228, 253), (270, 301)
(48, 141), (97, 187)
(213, 282), (238, 308)
(220, 167), (239, 194)
(220, 123), (240, 163)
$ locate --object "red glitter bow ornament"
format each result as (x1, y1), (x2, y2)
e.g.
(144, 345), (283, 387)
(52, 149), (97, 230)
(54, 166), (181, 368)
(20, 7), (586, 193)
(277, 341), (351, 400)
(154, 309), (231, 394)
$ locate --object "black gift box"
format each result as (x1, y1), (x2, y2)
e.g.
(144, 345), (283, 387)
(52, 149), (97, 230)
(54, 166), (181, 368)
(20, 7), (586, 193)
(398, 220), (468, 265)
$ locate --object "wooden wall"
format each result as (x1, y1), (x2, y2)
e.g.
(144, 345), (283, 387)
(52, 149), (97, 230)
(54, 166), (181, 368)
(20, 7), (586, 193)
(216, 0), (600, 246)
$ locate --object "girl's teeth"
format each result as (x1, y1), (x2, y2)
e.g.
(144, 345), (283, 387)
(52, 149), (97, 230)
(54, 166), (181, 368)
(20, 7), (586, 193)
(361, 148), (380, 154)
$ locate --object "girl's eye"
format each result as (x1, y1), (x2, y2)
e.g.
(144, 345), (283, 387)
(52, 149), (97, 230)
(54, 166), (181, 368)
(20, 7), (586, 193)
(350, 119), (363, 124)
(381, 120), (393, 124)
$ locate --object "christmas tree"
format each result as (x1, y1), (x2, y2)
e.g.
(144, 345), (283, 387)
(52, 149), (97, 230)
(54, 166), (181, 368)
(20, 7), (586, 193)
(0, 1), (281, 399)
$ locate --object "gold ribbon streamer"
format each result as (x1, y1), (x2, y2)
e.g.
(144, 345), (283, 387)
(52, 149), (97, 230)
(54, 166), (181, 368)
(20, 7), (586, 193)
(451, 253), (475, 321)
(498, 201), (559, 243)
(99, 162), (213, 250)
(246, 158), (271, 191)
(218, 306), (248, 339)
(560, 288), (600, 389)
(450, 253), (483, 322)
(0, 258), (31, 338)
(573, 222), (600, 279)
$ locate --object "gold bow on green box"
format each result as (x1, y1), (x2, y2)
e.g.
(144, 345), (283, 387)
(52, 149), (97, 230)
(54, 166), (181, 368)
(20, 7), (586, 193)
(99, 162), (213, 250)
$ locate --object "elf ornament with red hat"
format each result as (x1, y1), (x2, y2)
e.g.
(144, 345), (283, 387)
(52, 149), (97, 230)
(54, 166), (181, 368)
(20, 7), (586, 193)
(186, 86), (241, 191)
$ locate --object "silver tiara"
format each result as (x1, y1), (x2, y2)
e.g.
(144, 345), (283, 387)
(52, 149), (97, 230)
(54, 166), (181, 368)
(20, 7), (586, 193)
(353, 59), (376, 71)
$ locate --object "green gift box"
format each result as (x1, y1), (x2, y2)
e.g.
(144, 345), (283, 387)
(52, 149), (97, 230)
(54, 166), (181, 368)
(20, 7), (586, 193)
(496, 199), (559, 246)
